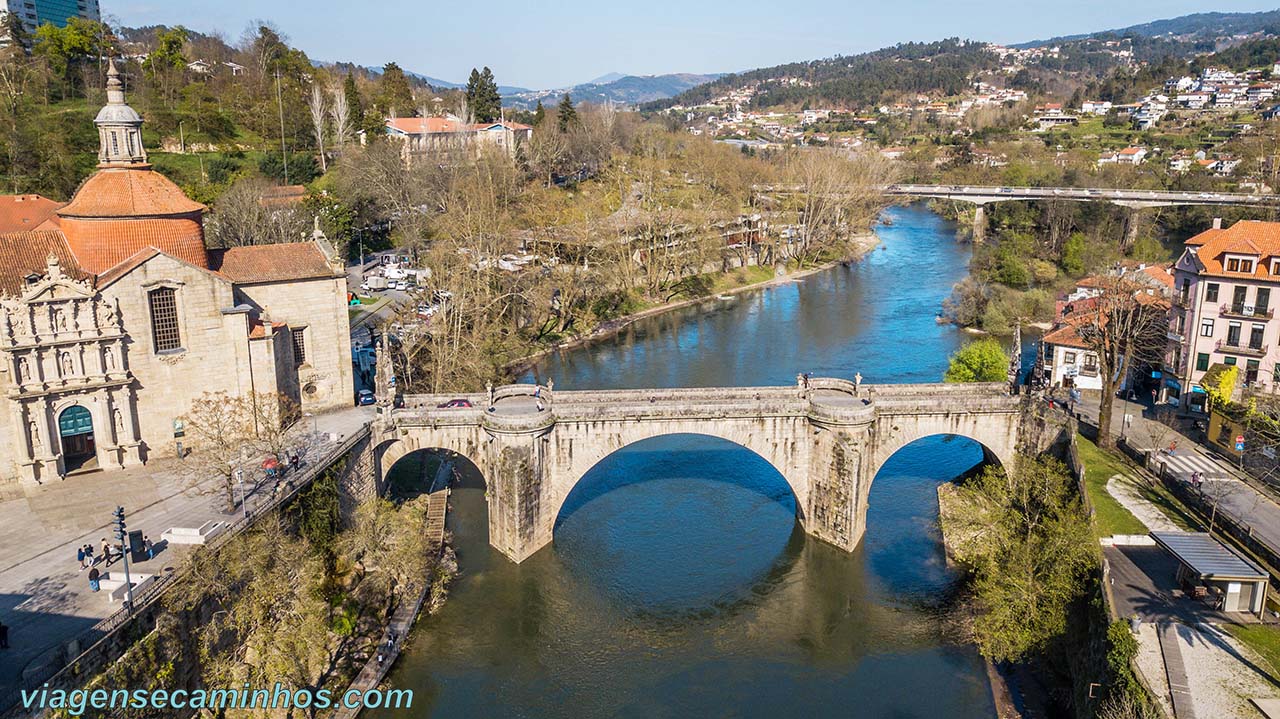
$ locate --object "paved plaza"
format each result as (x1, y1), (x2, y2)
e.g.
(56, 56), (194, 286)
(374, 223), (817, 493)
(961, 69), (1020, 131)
(0, 407), (373, 698)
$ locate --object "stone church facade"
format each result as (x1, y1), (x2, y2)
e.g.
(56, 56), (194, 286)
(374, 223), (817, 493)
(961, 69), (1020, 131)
(0, 60), (353, 484)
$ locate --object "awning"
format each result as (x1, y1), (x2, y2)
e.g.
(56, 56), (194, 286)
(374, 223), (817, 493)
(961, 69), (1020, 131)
(1165, 378), (1182, 390)
(1151, 370), (1163, 379)
(1190, 385), (1206, 394)
(1151, 531), (1267, 581)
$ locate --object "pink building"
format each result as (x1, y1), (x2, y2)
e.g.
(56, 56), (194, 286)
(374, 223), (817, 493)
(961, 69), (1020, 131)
(1166, 219), (1280, 411)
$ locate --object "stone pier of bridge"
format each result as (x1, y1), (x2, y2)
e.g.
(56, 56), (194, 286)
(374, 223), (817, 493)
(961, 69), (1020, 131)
(373, 379), (1037, 563)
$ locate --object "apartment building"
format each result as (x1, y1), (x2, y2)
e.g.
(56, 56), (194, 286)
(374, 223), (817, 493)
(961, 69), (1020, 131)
(1, 0), (100, 34)
(1166, 219), (1280, 412)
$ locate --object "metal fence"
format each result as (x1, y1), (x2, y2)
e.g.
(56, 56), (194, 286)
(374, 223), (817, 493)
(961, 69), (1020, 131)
(0, 425), (371, 717)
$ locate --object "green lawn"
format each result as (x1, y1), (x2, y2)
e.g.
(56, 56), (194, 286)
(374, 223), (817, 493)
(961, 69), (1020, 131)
(1223, 624), (1280, 680)
(1074, 434), (1147, 536)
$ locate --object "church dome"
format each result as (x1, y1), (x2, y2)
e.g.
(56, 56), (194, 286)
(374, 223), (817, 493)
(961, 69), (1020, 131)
(56, 58), (209, 275)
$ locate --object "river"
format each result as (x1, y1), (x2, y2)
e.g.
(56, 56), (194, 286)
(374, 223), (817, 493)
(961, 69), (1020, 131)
(373, 204), (1029, 718)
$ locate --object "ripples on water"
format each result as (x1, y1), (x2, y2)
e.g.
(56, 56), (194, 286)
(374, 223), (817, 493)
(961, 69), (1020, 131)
(371, 205), (1003, 718)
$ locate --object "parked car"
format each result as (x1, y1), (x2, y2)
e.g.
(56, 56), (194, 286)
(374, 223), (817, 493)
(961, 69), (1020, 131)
(356, 389), (376, 406)
(437, 399), (473, 408)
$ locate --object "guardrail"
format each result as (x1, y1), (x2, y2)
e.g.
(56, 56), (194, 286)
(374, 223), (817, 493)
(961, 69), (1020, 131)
(0, 425), (373, 716)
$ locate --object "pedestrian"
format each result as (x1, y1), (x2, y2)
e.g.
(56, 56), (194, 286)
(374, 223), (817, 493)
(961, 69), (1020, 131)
(77, 545), (86, 572)
(100, 538), (112, 567)
(0, 620), (8, 648)
(88, 567), (100, 592)
(143, 535), (153, 561)
(377, 653), (385, 665)
(84, 543), (94, 567)
(1168, 440), (1178, 456)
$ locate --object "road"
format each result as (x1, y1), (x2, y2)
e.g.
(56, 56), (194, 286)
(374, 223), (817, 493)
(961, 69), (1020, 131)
(884, 184), (1280, 207)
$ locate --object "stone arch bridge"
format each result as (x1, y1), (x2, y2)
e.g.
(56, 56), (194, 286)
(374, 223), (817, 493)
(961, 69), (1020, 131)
(374, 379), (1031, 563)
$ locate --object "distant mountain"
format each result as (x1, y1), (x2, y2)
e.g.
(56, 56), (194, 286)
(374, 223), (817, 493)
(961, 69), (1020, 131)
(503, 73), (724, 109)
(1017, 9), (1280, 47)
(403, 72), (531, 95)
(587, 72), (628, 85)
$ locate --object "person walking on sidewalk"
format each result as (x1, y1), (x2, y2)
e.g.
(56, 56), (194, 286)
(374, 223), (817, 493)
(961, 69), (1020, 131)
(100, 538), (113, 567)
(84, 543), (94, 567)
(88, 567), (100, 592)
(77, 545), (86, 572)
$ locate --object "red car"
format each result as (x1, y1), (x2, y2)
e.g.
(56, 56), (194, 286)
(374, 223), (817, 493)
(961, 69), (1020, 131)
(437, 399), (473, 409)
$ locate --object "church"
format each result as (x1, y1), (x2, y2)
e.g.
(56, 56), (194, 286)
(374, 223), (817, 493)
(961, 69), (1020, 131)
(0, 60), (354, 484)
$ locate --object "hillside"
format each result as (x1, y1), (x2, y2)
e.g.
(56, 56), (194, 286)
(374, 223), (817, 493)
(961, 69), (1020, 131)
(1018, 9), (1280, 47)
(503, 72), (722, 108)
(649, 39), (1001, 111)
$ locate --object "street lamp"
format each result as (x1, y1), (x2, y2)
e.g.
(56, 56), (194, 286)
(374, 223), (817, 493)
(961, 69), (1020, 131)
(235, 467), (247, 520)
(112, 507), (135, 612)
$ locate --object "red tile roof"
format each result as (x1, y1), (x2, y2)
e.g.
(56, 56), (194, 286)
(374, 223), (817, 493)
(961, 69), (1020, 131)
(59, 167), (206, 218)
(387, 117), (533, 135)
(0, 195), (64, 234)
(60, 215), (208, 275)
(1185, 220), (1280, 278)
(0, 231), (88, 295)
(208, 242), (336, 283)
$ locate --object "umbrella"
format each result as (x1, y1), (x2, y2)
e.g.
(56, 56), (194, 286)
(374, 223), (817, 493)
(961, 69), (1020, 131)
(261, 457), (280, 470)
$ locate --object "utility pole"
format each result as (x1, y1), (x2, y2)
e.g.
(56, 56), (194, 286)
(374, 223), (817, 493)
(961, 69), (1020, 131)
(276, 68), (290, 185)
(112, 507), (135, 612)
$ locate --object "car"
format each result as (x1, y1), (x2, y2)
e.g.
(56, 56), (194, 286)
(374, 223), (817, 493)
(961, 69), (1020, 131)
(356, 389), (376, 406)
(437, 399), (473, 408)
(999, 187), (1013, 193)
(392, 280), (408, 291)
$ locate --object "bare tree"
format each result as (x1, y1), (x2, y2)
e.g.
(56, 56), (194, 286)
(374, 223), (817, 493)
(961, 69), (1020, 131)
(206, 176), (311, 247)
(179, 391), (256, 511)
(1075, 277), (1169, 449)
(308, 81), (328, 172)
(781, 149), (896, 266)
(329, 81), (350, 151)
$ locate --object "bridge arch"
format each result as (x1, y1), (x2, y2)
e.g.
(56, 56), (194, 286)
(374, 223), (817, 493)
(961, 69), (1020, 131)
(544, 416), (812, 529)
(550, 430), (804, 530)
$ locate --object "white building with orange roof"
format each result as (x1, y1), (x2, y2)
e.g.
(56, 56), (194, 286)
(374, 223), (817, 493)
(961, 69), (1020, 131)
(0, 60), (353, 484)
(1165, 219), (1280, 412)
(385, 114), (533, 164)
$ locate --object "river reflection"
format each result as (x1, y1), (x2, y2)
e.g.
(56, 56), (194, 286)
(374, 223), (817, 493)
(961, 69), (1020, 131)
(371, 205), (1005, 718)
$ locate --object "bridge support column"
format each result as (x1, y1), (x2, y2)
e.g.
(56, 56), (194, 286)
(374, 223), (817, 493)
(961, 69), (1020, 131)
(1122, 208), (1141, 252)
(972, 204), (986, 244)
(803, 420), (871, 552)
(483, 428), (556, 563)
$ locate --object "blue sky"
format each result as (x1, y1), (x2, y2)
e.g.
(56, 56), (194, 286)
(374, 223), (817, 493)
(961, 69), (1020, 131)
(108, 1), (1279, 89)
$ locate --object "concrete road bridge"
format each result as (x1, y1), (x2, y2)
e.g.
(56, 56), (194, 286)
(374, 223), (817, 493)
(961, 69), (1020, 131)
(373, 379), (1030, 563)
(883, 184), (1280, 243)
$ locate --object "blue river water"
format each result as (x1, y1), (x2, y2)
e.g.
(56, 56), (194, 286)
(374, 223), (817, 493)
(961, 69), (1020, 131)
(373, 204), (1024, 718)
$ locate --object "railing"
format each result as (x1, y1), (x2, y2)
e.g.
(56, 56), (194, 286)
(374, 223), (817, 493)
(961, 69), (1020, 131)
(1216, 339), (1269, 357)
(1220, 303), (1274, 320)
(1173, 294), (1191, 309)
(0, 425), (373, 715)
(1166, 329), (1186, 343)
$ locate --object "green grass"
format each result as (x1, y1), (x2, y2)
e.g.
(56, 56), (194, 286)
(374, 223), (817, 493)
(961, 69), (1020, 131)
(1222, 624), (1280, 680)
(1075, 434), (1148, 536)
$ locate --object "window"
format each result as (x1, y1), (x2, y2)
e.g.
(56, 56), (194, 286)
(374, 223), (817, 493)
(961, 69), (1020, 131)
(291, 327), (307, 365)
(1064, 351), (1077, 364)
(1206, 283), (1220, 302)
(1176, 313), (1186, 333)
(110, 132), (118, 156)
(1226, 257), (1255, 273)
(1201, 318), (1215, 337)
(1251, 323), (1266, 349)
(1258, 287), (1271, 314)
(148, 287), (181, 352)
(1225, 356), (1238, 366)
(1272, 260), (1280, 275)
(1274, 363), (1280, 382)
(1227, 321), (1243, 346)
(1082, 354), (1098, 370)
(1197, 352), (1210, 371)
(1247, 359), (1261, 383)
(1233, 285), (1248, 310)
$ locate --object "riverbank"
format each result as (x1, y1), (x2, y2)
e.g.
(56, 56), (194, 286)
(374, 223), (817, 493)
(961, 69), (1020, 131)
(506, 230), (880, 376)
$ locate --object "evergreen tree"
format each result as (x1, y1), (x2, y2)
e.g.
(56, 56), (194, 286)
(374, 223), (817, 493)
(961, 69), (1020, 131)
(532, 100), (545, 126)
(556, 93), (578, 133)
(377, 62), (415, 118)
(344, 72), (364, 129)
(465, 66), (501, 123)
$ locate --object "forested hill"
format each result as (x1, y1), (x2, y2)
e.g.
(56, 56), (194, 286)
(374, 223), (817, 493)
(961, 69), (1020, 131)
(648, 39), (999, 111)
(1018, 9), (1280, 47)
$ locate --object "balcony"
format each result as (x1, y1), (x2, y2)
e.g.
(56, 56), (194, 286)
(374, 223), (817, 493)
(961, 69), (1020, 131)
(1216, 339), (1269, 357)
(1220, 303), (1274, 320)
(1079, 366), (1100, 378)
(1173, 294), (1192, 309)
(1167, 329), (1186, 343)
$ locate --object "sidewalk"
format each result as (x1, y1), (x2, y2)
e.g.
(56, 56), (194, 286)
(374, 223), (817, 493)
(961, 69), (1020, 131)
(1077, 394), (1280, 569)
(0, 406), (373, 699)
